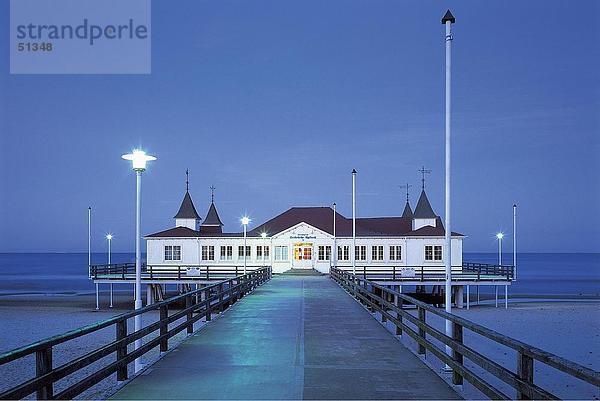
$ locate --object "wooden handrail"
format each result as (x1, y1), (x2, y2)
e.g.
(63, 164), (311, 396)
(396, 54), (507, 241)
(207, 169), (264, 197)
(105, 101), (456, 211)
(330, 267), (599, 400)
(0, 267), (272, 400)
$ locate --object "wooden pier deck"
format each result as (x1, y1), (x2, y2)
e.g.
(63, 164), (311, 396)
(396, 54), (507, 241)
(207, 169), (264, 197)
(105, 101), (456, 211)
(112, 275), (460, 400)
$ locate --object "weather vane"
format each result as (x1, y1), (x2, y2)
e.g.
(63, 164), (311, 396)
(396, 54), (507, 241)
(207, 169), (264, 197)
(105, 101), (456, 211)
(399, 183), (412, 202)
(185, 169), (189, 192)
(210, 185), (216, 203)
(418, 166), (431, 190)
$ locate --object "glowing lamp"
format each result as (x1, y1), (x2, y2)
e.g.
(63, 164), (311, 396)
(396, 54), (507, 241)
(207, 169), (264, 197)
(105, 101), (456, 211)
(241, 216), (250, 226)
(496, 232), (504, 240)
(122, 149), (156, 171)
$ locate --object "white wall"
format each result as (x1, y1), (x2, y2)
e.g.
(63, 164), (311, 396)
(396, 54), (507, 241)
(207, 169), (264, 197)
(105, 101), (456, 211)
(145, 223), (464, 275)
(175, 218), (199, 230)
(412, 218), (437, 230)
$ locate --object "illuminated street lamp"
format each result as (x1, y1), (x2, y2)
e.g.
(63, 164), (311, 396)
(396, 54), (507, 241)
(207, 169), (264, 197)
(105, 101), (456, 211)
(496, 232), (504, 265)
(122, 149), (156, 373)
(106, 234), (113, 308)
(241, 217), (250, 274)
(261, 232), (267, 266)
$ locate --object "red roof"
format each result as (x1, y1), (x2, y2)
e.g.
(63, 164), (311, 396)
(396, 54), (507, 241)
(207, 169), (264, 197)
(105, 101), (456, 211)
(146, 207), (463, 238)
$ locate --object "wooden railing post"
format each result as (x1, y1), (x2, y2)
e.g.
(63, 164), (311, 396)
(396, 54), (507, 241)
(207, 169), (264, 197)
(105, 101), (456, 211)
(116, 320), (128, 381)
(452, 322), (463, 385)
(517, 352), (534, 399)
(418, 306), (426, 355)
(218, 283), (224, 313)
(381, 288), (387, 323)
(395, 294), (403, 336)
(185, 294), (193, 334)
(35, 347), (53, 400)
(205, 289), (212, 321)
(159, 305), (168, 352)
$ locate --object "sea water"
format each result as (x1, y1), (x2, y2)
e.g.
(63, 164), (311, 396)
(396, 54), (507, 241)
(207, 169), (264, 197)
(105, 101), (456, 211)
(0, 253), (598, 297)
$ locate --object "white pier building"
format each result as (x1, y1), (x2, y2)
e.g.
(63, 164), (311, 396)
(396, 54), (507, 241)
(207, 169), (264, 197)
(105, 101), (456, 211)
(145, 186), (464, 275)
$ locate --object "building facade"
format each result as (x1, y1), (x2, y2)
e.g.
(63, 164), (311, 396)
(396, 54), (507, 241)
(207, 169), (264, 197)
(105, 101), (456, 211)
(145, 186), (464, 274)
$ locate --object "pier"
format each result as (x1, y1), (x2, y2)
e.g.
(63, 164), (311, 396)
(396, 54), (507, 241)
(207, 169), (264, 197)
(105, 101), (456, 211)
(0, 267), (597, 400)
(111, 273), (460, 400)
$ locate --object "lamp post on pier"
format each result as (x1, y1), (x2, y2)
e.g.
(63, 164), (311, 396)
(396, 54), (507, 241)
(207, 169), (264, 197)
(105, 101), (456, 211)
(122, 149), (156, 374)
(332, 202), (337, 270)
(106, 234), (113, 308)
(261, 232), (267, 266)
(241, 217), (250, 274)
(496, 232), (504, 265)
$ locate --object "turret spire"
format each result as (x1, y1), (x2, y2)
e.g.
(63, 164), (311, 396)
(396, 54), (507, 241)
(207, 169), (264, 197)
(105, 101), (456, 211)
(185, 169), (189, 192)
(210, 185), (216, 203)
(419, 166), (431, 190)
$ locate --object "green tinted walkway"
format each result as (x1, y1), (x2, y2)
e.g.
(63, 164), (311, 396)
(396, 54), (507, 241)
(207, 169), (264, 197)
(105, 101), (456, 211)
(112, 275), (460, 400)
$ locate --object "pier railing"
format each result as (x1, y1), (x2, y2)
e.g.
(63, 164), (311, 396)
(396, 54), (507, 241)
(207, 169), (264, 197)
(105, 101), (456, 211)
(90, 263), (267, 281)
(0, 267), (272, 400)
(330, 267), (599, 399)
(335, 262), (513, 282)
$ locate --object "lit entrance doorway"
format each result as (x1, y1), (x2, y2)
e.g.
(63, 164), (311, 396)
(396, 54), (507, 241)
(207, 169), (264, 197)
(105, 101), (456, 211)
(293, 243), (313, 269)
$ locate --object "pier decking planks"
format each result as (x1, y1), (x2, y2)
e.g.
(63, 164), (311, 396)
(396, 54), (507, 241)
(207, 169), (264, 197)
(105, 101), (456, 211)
(112, 275), (460, 400)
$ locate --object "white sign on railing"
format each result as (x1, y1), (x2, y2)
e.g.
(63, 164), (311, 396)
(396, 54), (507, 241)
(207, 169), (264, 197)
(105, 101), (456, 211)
(400, 268), (416, 278)
(186, 267), (201, 277)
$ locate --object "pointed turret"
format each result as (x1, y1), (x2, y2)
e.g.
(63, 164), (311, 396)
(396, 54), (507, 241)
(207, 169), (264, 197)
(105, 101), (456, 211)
(174, 192), (201, 229)
(413, 190), (436, 218)
(402, 201), (413, 219)
(173, 170), (201, 230)
(200, 186), (224, 234)
(412, 190), (437, 230)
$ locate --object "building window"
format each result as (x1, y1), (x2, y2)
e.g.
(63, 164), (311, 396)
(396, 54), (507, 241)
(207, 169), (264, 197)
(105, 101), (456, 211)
(338, 246), (349, 261)
(220, 245), (233, 261)
(372, 245), (384, 261)
(202, 245), (215, 261)
(238, 246), (251, 259)
(318, 245), (331, 261)
(355, 245), (366, 261)
(390, 245), (402, 261)
(164, 245), (181, 261)
(275, 246), (288, 261)
(425, 245), (443, 261)
(257, 245), (271, 260)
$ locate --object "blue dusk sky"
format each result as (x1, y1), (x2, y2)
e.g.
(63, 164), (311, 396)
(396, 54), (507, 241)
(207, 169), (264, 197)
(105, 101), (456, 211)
(0, 0), (598, 253)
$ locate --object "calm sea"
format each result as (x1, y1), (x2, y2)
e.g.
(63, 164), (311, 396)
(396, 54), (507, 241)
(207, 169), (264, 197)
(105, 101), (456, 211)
(0, 253), (598, 297)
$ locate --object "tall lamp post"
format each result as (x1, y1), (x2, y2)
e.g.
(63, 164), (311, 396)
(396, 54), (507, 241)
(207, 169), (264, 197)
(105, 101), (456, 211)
(241, 217), (250, 274)
(332, 202), (337, 270)
(261, 232), (267, 266)
(442, 9), (455, 364)
(351, 169), (357, 275)
(496, 232), (504, 265)
(122, 149), (156, 373)
(106, 234), (113, 308)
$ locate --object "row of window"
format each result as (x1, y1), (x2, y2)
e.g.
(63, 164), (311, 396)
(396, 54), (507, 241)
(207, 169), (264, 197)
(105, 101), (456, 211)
(165, 244), (443, 262)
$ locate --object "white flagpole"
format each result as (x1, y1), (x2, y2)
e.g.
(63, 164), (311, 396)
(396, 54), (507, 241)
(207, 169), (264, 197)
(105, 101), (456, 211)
(442, 9), (455, 364)
(88, 206), (91, 278)
(351, 170), (357, 275)
(513, 204), (517, 280)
